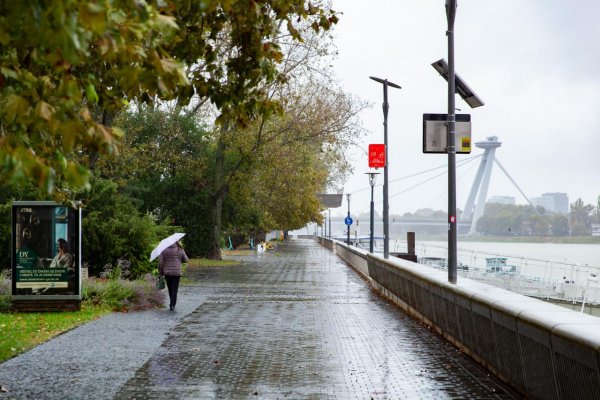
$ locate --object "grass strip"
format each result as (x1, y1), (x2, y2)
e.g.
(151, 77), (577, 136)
(189, 258), (242, 268)
(0, 302), (110, 363)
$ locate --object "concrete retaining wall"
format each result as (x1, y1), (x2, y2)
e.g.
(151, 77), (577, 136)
(317, 237), (600, 399)
(332, 241), (370, 280)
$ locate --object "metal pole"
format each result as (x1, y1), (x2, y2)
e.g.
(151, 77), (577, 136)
(370, 184), (375, 253)
(369, 76), (400, 259)
(328, 209), (331, 239)
(382, 82), (390, 259)
(346, 194), (351, 246)
(446, 0), (457, 284)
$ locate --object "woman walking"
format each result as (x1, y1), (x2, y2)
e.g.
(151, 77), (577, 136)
(158, 241), (189, 311)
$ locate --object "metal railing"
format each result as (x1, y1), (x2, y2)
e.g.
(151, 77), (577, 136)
(392, 240), (600, 308)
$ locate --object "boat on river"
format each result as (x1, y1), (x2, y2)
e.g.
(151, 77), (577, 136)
(485, 257), (519, 275)
(418, 257), (469, 271)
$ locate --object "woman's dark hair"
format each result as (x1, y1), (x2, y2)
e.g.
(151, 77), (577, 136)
(57, 238), (69, 252)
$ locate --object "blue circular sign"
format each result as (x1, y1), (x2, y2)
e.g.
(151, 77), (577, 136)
(344, 217), (353, 226)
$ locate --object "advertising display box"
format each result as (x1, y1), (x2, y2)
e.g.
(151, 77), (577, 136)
(11, 201), (82, 311)
(422, 113), (471, 154)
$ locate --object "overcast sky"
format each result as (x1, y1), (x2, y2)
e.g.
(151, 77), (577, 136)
(329, 0), (600, 217)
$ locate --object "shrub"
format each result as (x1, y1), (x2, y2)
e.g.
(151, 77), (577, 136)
(81, 278), (108, 306)
(82, 275), (166, 312)
(0, 270), (11, 312)
(128, 274), (166, 311)
(102, 280), (137, 311)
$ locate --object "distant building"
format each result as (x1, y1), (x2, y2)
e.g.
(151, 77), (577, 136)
(487, 195), (515, 205)
(530, 192), (569, 214)
(592, 224), (600, 237)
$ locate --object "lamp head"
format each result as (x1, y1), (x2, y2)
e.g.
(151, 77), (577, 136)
(365, 171), (381, 187)
(431, 59), (484, 108)
(369, 76), (402, 89)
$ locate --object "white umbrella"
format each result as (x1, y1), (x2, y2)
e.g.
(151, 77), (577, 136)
(150, 233), (186, 261)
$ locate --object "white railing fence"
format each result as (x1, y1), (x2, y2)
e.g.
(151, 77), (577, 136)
(392, 240), (600, 306)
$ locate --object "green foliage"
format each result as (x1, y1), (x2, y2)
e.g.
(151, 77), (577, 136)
(0, 1), (187, 193)
(0, 182), (48, 270)
(570, 198), (595, 235)
(0, 1), (338, 195)
(0, 270), (11, 311)
(82, 275), (166, 312)
(549, 214), (570, 236)
(570, 222), (588, 236)
(0, 295), (11, 312)
(190, 258), (241, 268)
(0, 202), (12, 271)
(79, 176), (174, 277)
(0, 1), (346, 263)
(100, 280), (136, 311)
(0, 177), (173, 277)
(166, 1), (339, 125)
(477, 203), (576, 236)
(98, 108), (214, 257)
(80, 278), (106, 305)
(215, 79), (365, 246)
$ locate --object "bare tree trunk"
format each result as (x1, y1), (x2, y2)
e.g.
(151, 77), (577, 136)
(207, 193), (223, 260)
(206, 125), (229, 260)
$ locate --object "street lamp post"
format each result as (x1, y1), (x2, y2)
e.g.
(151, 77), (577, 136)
(346, 193), (351, 245)
(365, 171), (380, 253)
(446, 0), (458, 284)
(431, 1), (483, 284)
(369, 76), (401, 259)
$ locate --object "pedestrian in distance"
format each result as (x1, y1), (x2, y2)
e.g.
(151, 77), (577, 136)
(158, 241), (189, 311)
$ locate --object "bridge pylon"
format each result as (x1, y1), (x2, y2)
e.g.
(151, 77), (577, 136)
(461, 136), (535, 235)
(461, 136), (501, 235)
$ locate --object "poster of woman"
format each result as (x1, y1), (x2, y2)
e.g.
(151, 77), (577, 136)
(12, 202), (80, 297)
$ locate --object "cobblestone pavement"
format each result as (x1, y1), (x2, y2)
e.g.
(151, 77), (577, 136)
(115, 239), (522, 400)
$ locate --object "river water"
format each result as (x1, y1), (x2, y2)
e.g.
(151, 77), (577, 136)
(423, 241), (600, 267)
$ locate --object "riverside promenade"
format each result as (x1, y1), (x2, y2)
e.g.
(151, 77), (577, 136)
(0, 239), (521, 399)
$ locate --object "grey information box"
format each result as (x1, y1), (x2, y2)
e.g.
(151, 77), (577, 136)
(423, 113), (471, 154)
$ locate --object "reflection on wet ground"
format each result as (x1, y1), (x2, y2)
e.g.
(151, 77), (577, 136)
(116, 239), (522, 399)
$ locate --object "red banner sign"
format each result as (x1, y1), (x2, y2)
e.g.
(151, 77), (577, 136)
(368, 144), (386, 168)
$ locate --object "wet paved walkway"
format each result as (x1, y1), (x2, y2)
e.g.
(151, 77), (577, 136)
(115, 239), (519, 399)
(0, 239), (522, 399)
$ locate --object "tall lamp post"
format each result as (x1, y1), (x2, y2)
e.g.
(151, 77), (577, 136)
(346, 193), (351, 245)
(431, 0), (483, 283)
(365, 171), (380, 253)
(369, 76), (401, 259)
(446, 0), (458, 284)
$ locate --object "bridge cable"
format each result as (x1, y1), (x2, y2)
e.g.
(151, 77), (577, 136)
(425, 155), (482, 209)
(350, 154), (483, 195)
(354, 154), (483, 213)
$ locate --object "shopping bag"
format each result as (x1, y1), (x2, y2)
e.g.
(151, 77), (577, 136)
(156, 276), (166, 290)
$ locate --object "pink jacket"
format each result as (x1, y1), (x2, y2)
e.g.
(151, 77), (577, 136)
(158, 244), (189, 276)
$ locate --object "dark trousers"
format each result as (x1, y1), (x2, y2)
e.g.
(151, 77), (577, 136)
(165, 275), (180, 308)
